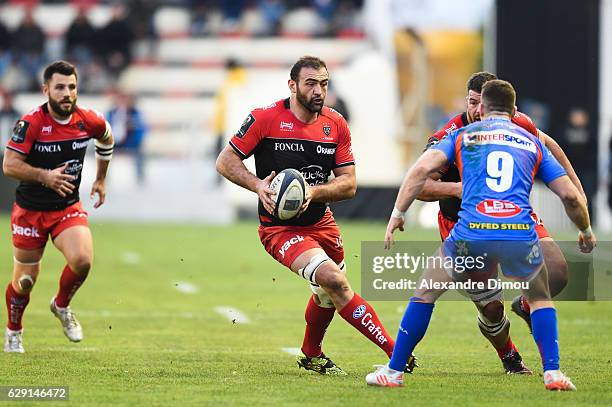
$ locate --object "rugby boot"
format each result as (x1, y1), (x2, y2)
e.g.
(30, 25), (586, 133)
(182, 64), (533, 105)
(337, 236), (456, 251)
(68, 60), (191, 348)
(501, 350), (532, 375)
(511, 295), (532, 332)
(4, 328), (24, 353)
(296, 351), (347, 376)
(405, 353), (418, 374)
(544, 370), (577, 391)
(365, 364), (404, 387)
(50, 297), (83, 342)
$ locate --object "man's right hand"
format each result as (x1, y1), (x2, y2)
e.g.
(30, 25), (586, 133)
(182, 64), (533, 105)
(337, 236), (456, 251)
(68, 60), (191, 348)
(257, 171), (277, 214)
(40, 163), (75, 197)
(578, 230), (597, 253)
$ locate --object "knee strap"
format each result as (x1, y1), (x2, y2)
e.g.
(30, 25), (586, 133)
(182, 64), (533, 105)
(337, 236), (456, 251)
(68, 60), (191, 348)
(299, 253), (331, 284)
(478, 312), (509, 337)
(13, 256), (41, 266)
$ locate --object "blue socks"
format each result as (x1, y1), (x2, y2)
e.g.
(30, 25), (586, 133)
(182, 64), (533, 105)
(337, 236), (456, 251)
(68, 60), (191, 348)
(389, 299), (435, 371)
(531, 307), (560, 371)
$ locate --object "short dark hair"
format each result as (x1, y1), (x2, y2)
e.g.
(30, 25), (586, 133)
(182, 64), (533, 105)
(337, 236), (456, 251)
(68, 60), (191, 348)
(43, 60), (78, 83)
(481, 79), (516, 115)
(467, 71), (497, 93)
(290, 56), (327, 82)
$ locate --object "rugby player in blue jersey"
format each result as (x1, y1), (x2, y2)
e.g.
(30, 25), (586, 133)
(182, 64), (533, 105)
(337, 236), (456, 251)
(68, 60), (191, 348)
(366, 80), (595, 391)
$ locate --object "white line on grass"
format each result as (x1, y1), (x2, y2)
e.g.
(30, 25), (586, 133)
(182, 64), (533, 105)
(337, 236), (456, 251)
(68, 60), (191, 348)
(120, 252), (141, 265)
(214, 306), (251, 324)
(281, 347), (301, 356)
(173, 281), (199, 294)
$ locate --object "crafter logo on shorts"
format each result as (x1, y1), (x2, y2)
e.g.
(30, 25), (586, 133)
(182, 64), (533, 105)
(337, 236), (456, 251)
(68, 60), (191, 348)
(352, 305), (366, 319)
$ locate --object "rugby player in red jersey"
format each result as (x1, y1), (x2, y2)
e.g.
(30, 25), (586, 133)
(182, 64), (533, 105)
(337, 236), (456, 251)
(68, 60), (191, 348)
(217, 56), (414, 375)
(3, 61), (114, 353)
(417, 72), (586, 373)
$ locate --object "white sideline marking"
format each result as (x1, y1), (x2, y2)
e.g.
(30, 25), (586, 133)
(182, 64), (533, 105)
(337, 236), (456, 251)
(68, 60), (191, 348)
(173, 281), (199, 294)
(214, 306), (251, 324)
(120, 252), (141, 265)
(281, 347), (301, 356)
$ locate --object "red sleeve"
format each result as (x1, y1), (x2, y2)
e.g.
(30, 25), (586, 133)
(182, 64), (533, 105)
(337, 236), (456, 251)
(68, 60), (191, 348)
(334, 116), (354, 167)
(229, 109), (266, 159)
(512, 111), (538, 136)
(6, 115), (38, 155)
(81, 108), (109, 139)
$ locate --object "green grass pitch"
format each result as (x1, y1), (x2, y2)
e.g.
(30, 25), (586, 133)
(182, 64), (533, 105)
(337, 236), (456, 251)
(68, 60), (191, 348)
(0, 218), (611, 406)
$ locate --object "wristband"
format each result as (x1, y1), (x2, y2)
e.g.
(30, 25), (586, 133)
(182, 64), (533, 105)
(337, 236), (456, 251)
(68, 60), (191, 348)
(580, 226), (593, 238)
(95, 138), (114, 161)
(391, 207), (406, 219)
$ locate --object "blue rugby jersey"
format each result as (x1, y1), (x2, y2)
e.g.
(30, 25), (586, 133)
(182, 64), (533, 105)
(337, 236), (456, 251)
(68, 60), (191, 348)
(431, 116), (566, 241)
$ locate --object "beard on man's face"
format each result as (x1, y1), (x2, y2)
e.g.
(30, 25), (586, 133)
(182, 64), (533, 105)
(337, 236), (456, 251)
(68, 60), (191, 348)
(49, 96), (76, 118)
(296, 86), (324, 114)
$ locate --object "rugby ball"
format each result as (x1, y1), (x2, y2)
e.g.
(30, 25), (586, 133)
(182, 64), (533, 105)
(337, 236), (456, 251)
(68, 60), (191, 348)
(270, 169), (306, 220)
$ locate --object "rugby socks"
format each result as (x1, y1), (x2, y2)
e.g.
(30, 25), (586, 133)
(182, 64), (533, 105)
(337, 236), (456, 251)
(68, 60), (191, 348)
(389, 299), (434, 371)
(301, 295), (335, 357)
(531, 307), (560, 371)
(496, 337), (519, 359)
(339, 293), (395, 357)
(520, 296), (531, 313)
(55, 265), (88, 308)
(6, 283), (30, 331)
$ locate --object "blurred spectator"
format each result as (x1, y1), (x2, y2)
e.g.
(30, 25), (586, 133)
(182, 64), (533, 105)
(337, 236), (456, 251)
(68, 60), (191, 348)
(107, 91), (148, 184)
(65, 7), (96, 65)
(331, 0), (363, 35)
(79, 60), (113, 94)
(0, 20), (11, 79)
(258, 0), (286, 36)
(325, 83), (350, 123)
(0, 89), (20, 151)
(561, 107), (595, 215)
(11, 7), (45, 91)
(190, 0), (217, 37)
(222, 0), (246, 32)
(127, 0), (159, 59)
(97, 3), (134, 78)
(212, 58), (247, 182)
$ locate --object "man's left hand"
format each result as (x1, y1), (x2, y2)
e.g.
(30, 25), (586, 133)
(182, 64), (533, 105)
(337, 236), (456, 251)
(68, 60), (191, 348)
(90, 179), (106, 208)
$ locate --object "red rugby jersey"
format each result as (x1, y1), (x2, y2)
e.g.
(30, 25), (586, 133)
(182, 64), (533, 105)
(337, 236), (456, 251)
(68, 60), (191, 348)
(230, 98), (355, 226)
(7, 104), (109, 211)
(426, 110), (538, 222)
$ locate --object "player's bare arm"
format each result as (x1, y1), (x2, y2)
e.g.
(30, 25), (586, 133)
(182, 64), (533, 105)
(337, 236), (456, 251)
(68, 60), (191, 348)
(385, 149), (449, 248)
(216, 145), (276, 213)
(417, 172), (462, 201)
(298, 165), (356, 216)
(546, 175), (595, 252)
(3, 149), (75, 197)
(538, 130), (587, 200)
(309, 165), (356, 203)
(90, 129), (114, 208)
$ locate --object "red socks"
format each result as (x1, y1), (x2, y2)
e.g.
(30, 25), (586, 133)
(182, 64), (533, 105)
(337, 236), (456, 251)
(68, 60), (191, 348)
(301, 295), (336, 357)
(496, 337), (519, 359)
(6, 283), (30, 331)
(339, 293), (395, 357)
(520, 296), (531, 314)
(55, 265), (87, 308)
